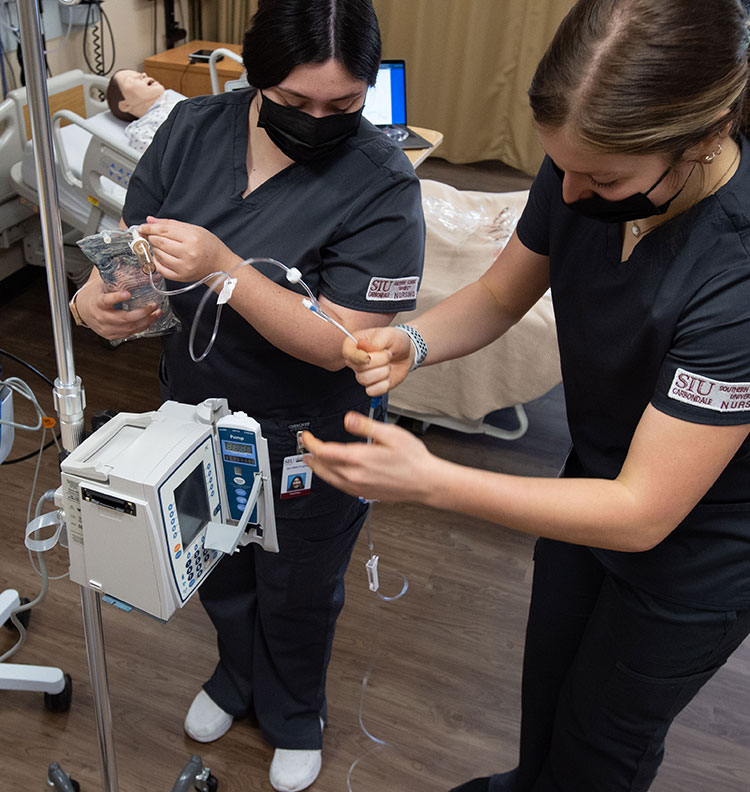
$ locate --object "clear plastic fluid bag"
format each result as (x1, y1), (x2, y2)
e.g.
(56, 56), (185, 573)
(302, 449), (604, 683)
(77, 228), (181, 345)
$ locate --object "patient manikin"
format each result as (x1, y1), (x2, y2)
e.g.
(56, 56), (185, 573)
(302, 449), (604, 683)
(63, 72), (185, 291)
(106, 70), (185, 154)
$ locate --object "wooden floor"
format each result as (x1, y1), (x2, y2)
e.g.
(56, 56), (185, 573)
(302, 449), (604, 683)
(1, 165), (749, 791)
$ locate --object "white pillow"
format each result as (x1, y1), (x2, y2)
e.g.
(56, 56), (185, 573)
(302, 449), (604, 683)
(83, 110), (132, 153)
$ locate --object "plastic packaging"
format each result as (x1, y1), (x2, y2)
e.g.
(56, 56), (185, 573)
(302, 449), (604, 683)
(422, 194), (519, 252)
(76, 228), (181, 345)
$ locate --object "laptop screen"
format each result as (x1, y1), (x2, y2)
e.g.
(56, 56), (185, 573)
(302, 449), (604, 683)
(363, 60), (407, 126)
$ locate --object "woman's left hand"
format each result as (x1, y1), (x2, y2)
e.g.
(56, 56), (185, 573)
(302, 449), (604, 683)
(301, 412), (439, 503)
(139, 216), (239, 282)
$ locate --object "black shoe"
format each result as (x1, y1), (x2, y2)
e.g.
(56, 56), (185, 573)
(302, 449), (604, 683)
(449, 770), (519, 792)
(449, 779), (491, 792)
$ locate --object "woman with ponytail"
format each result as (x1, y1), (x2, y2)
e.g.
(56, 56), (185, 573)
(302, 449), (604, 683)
(304, 1), (750, 790)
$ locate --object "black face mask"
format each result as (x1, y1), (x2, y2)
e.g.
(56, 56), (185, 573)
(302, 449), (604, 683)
(257, 91), (363, 163)
(550, 160), (686, 223)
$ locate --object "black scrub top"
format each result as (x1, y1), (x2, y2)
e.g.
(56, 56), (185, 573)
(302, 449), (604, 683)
(516, 136), (750, 608)
(123, 88), (425, 419)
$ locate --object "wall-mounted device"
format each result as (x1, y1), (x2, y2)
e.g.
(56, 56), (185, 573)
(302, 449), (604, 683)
(58, 0), (101, 28)
(0, 0), (63, 53)
(57, 398), (277, 622)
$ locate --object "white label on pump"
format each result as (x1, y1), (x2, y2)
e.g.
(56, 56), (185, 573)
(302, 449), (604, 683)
(668, 368), (750, 412)
(366, 276), (419, 302)
(64, 479), (84, 545)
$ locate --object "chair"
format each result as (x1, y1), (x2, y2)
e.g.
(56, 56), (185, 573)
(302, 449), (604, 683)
(1, 587), (71, 710)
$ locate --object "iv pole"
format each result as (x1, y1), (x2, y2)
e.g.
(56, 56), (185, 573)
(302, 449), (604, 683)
(16, 1), (119, 790)
(17, 3), (216, 789)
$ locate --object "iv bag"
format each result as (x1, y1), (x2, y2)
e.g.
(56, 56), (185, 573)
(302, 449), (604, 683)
(77, 228), (181, 345)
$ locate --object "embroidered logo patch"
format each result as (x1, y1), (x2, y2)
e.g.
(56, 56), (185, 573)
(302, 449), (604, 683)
(668, 368), (750, 412)
(366, 276), (419, 301)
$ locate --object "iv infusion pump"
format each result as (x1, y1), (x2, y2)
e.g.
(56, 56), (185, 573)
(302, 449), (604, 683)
(57, 398), (277, 622)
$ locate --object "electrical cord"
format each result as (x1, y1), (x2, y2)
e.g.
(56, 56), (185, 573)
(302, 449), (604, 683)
(0, 349), (61, 464)
(82, 1), (115, 77)
(0, 349), (54, 386)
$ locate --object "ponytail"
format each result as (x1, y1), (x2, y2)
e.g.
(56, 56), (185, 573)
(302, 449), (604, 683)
(530, 0), (750, 155)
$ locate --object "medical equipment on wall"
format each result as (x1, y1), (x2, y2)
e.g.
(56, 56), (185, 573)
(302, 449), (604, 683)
(0, 0), (64, 55)
(57, 397), (277, 621)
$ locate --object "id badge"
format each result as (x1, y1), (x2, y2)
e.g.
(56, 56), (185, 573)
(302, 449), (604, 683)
(280, 454), (312, 499)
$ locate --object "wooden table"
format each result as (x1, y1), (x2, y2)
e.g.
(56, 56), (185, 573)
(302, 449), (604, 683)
(406, 127), (443, 168)
(144, 40), (244, 97)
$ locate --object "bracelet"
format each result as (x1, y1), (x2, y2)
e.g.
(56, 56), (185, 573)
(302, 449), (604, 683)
(395, 324), (428, 371)
(68, 286), (89, 328)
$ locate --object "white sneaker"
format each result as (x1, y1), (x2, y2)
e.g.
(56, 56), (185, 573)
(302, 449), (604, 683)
(268, 717), (325, 792)
(183, 689), (233, 743)
(269, 748), (322, 792)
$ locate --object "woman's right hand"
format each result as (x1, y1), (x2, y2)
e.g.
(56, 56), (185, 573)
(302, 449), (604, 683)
(74, 279), (162, 341)
(343, 326), (414, 396)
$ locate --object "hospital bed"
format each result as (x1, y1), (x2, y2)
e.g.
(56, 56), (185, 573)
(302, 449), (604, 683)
(5, 69), (134, 239)
(389, 180), (561, 440)
(2, 58), (244, 263)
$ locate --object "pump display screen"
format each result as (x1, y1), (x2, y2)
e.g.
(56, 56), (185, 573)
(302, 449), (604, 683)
(222, 439), (256, 465)
(174, 465), (210, 547)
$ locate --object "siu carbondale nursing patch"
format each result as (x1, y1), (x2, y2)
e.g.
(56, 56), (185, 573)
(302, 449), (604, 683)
(668, 368), (750, 412)
(366, 276), (420, 301)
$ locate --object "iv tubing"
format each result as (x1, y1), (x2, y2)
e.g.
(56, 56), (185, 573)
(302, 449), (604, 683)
(1, 489), (57, 663)
(144, 251), (354, 362)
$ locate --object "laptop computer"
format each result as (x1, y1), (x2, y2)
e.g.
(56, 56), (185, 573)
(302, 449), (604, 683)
(363, 59), (432, 150)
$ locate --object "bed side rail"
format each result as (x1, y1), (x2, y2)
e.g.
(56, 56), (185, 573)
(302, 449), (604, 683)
(79, 73), (110, 117)
(209, 48), (246, 94)
(52, 109), (138, 233)
(0, 95), (25, 203)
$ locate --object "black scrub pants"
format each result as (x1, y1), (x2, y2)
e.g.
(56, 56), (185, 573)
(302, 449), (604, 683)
(198, 496), (368, 750)
(461, 538), (750, 792)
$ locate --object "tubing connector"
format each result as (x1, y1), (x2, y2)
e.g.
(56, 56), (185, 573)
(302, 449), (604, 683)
(129, 229), (156, 275)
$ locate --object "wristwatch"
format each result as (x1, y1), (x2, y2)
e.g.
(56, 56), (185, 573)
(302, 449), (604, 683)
(68, 287), (88, 328)
(395, 324), (428, 370)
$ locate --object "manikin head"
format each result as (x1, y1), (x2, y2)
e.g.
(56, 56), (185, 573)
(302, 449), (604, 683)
(106, 70), (165, 122)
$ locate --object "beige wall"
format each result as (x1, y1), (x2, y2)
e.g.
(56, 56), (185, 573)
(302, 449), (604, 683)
(373, 0), (574, 174)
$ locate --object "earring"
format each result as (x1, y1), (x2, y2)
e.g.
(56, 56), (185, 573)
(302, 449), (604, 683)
(704, 143), (722, 163)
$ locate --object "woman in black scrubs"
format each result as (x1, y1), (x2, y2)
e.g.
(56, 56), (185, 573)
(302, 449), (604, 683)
(71, 2), (424, 790)
(303, 1), (750, 790)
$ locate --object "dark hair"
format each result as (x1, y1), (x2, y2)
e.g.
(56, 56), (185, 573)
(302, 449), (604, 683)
(106, 71), (138, 123)
(529, 0), (750, 157)
(242, 0), (381, 89)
